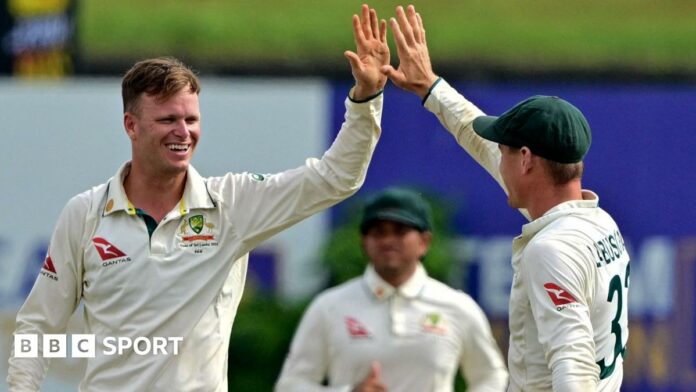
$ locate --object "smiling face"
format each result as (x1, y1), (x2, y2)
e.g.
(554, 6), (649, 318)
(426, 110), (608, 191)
(124, 88), (201, 178)
(362, 220), (431, 286)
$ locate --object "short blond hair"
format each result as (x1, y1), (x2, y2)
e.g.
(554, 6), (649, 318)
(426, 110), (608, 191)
(121, 57), (200, 114)
(543, 158), (584, 185)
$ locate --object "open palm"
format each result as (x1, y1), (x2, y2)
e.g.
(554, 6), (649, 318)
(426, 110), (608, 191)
(345, 5), (390, 100)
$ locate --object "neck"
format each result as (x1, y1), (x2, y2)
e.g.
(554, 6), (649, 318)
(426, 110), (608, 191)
(123, 162), (187, 222)
(525, 179), (583, 220)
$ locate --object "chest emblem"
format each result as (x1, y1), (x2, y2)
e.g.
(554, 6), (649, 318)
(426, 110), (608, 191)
(345, 317), (371, 339)
(422, 312), (447, 334)
(189, 215), (204, 234)
(92, 237), (132, 267)
(178, 214), (219, 252)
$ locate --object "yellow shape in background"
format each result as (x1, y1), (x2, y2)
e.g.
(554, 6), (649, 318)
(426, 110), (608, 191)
(9, 0), (70, 17)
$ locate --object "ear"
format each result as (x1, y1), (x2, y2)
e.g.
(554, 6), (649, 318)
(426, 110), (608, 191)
(519, 146), (535, 174)
(419, 231), (433, 256)
(124, 112), (137, 141)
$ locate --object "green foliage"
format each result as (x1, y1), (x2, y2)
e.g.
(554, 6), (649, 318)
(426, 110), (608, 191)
(227, 295), (307, 391)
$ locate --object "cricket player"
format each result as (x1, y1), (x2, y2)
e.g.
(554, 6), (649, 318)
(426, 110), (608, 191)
(275, 188), (508, 392)
(379, 5), (630, 392)
(7, 5), (389, 391)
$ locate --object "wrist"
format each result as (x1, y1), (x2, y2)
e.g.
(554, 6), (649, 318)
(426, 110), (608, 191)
(417, 75), (441, 101)
(350, 85), (383, 103)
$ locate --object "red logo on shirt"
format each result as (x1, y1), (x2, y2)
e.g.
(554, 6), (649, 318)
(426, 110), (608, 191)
(544, 283), (577, 306)
(345, 317), (371, 338)
(42, 255), (57, 274)
(92, 237), (127, 260)
(40, 254), (58, 281)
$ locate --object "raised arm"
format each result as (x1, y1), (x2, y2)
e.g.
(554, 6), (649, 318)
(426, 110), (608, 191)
(215, 5), (387, 257)
(345, 4), (390, 101)
(382, 5), (531, 220)
(379, 6), (504, 193)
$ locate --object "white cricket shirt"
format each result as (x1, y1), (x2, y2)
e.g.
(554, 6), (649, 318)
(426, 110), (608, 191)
(275, 264), (508, 392)
(424, 80), (629, 392)
(8, 94), (383, 392)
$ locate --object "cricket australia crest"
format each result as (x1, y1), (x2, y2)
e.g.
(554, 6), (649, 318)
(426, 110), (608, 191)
(178, 214), (219, 253)
(189, 215), (204, 234)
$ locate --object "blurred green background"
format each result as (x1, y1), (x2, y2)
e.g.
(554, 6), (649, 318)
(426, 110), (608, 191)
(78, 0), (696, 78)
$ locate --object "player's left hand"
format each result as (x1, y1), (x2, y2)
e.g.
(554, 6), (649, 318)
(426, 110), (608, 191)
(345, 4), (390, 101)
(380, 5), (438, 99)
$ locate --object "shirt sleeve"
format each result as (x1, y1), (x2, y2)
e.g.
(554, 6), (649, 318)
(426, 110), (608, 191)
(7, 194), (86, 391)
(458, 297), (509, 392)
(423, 79), (531, 221)
(212, 94), (382, 256)
(423, 80), (504, 190)
(522, 238), (599, 391)
(274, 298), (352, 392)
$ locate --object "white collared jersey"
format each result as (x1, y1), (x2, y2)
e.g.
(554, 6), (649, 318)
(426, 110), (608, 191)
(8, 95), (383, 392)
(424, 80), (629, 392)
(275, 264), (508, 392)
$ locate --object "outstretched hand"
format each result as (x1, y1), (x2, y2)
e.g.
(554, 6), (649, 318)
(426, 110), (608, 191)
(380, 5), (438, 99)
(352, 361), (387, 392)
(345, 4), (390, 101)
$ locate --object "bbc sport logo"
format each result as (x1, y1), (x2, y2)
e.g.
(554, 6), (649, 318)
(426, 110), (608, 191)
(14, 334), (183, 358)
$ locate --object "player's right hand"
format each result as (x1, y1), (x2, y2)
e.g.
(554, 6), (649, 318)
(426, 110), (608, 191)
(381, 5), (439, 100)
(352, 361), (387, 392)
(345, 4), (390, 101)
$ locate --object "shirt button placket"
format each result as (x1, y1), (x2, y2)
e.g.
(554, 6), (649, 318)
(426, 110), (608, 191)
(391, 295), (407, 336)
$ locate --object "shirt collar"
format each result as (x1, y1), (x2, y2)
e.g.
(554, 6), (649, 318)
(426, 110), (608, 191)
(521, 189), (599, 237)
(102, 162), (218, 217)
(363, 263), (428, 301)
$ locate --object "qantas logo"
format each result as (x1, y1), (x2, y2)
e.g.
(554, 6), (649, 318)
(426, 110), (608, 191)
(544, 283), (578, 306)
(345, 317), (371, 338)
(92, 237), (131, 267)
(42, 255), (57, 274)
(92, 237), (127, 260)
(40, 254), (58, 281)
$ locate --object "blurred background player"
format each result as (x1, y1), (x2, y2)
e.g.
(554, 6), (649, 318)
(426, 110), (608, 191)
(381, 5), (630, 391)
(7, 5), (389, 391)
(275, 187), (508, 392)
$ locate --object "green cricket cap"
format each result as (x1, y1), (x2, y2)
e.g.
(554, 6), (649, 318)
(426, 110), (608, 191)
(472, 95), (592, 164)
(360, 188), (432, 234)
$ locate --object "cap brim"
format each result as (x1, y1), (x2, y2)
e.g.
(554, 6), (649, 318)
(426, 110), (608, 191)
(472, 115), (502, 143)
(361, 211), (424, 233)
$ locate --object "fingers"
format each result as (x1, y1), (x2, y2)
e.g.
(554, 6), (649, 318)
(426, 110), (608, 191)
(406, 5), (421, 43)
(416, 12), (426, 44)
(379, 19), (387, 43)
(352, 14), (365, 46)
(381, 64), (405, 84)
(369, 8), (379, 39)
(389, 17), (407, 56)
(395, 5), (415, 46)
(344, 50), (361, 71)
(360, 4), (373, 42)
(369, 361), (381, 380)
(355, 5), (382, 45)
